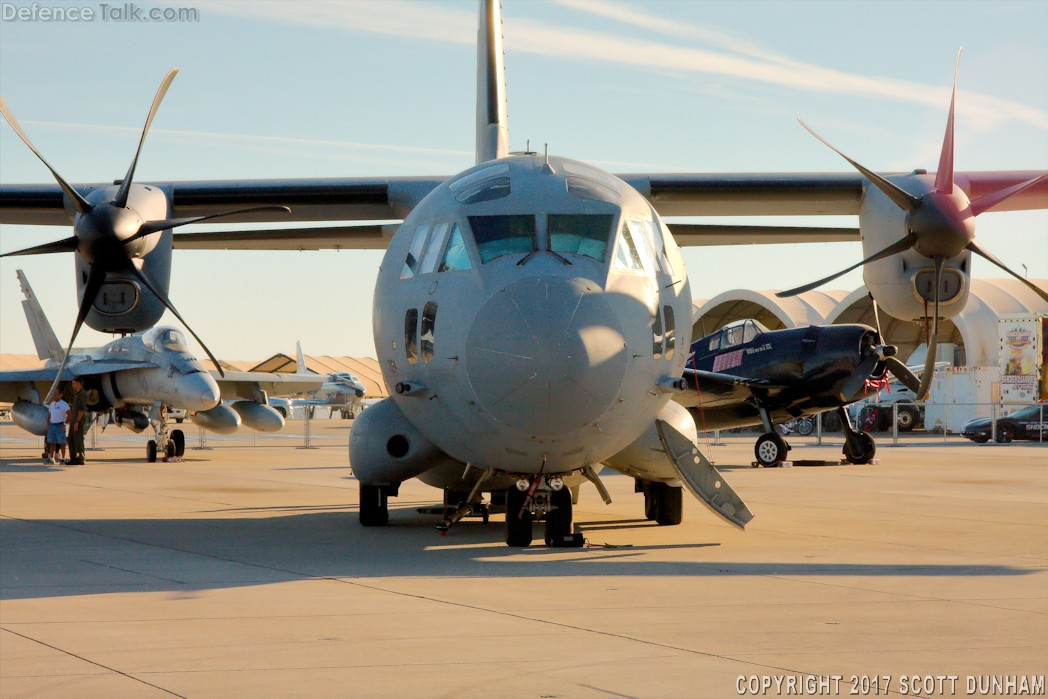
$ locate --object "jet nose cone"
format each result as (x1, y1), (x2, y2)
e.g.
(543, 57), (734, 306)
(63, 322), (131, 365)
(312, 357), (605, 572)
(465, 276), (628, 436)
(182, 372), (221, 411)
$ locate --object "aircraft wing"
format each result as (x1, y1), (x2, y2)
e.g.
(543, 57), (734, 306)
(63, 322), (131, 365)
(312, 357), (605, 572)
(0, 361), (158, 404)
(676, 369), (787, 410)
(212, 371), (327, 401)
(5, 172), (1043, 247)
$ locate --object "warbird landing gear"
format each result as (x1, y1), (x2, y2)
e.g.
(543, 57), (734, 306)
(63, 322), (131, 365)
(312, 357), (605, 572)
(838, 406), (876, 465)
(754, 406), (790, 467)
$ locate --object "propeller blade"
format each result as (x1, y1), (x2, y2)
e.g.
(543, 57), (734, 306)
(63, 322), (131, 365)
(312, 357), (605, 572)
(114, 68), (179, 209)
(125, 205), (292, 242)
(884, 356), (921, 395)
(869, 294), (884, 338)
(934, 48), (962, 194)
(798, 118), (922, 212)
(0, 236), (78, 258)
(777, 232), (918, 298)
(841, 356), (880, 402)
(124, 263), (225, 377)
(914, 257), (945, 401)
(0, 96), (93, 215)
(969, 172), (1048, 217)
(966, 240), (1048, 304)
(42, 265), (108, 404)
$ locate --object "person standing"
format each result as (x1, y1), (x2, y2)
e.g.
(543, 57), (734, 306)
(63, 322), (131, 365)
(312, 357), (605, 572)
(67, 376), (88, 465)
(45, 389), (70, 465)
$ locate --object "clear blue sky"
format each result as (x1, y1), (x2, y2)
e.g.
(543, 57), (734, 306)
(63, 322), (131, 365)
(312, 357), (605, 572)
(2, 0), (1046, 361)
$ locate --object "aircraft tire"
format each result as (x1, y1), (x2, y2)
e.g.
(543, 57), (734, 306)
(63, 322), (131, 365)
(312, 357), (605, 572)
(544, 488), (574, 546)
(147, 440), (157, 463)
(643, 490), (657, 520)
(504, 486), (533, 547)
(995, 425), (1014, 444)
(651, 482), (683, 526)
(844, 432), (876, 464)
(755, 432), (788, 467)
(164, 442), (176, 460)
(171, 429), (185, 457)
(359, 484), (389, 526)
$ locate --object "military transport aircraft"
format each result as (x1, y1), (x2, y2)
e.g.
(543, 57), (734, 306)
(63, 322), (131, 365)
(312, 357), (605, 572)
(0, 271), (324, 462)
(677, 319), (924, 467)
(1, 1), (1047, 547)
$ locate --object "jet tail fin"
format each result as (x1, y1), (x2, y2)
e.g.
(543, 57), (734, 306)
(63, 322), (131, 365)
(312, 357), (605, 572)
(296, 340), (307, 373)
(475, 0), (509, 164)
(16, 270), (63, 362)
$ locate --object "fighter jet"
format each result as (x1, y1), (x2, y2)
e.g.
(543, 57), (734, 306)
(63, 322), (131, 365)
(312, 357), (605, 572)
(0, 271), (324, 461)
(677, 319), (923, 467)
(283, 343), (366, 419)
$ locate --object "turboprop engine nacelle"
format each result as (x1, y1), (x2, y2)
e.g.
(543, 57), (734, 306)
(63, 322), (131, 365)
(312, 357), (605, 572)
(191, 403), (241, 435)
(859, 176), (971, 323)
(350, 398), (452, 486)
(230, 401), (284, 432)
(11, 401), (48, 436)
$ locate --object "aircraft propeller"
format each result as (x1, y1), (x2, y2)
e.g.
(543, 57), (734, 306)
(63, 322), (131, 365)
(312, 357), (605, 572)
(0, 69), (290, 390)
(777, 51), (1048, 400)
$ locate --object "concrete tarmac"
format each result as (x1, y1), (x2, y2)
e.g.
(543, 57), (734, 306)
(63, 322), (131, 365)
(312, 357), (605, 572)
(1, 422), (1046, 698)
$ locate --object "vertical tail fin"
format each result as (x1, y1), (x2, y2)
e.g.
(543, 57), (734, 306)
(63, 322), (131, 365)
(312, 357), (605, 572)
(16, 270), (64, 362)
(296, 340), (308, 373)
(476, 0), (509, 164)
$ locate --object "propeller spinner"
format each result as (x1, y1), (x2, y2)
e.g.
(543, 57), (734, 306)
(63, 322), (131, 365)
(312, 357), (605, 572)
(777, 50), (1048, 400)
(0, 69), (290, 388)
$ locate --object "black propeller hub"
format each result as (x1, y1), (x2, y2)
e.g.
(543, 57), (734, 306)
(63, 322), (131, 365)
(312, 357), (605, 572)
(75, 204), (144, 265)
(905, 190), (975, 259)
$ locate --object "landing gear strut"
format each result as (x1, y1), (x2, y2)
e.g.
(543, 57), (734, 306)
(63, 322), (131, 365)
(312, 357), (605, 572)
(838, 406), (876, 464)
(754, 406), (790, 466)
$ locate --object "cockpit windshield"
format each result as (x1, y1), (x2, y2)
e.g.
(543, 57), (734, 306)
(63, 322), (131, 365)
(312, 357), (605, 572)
(549, 214), (613, 262)
(142, 327), (189, 353)
(707, 319), (768, 352)
(468, 215), (537, 263)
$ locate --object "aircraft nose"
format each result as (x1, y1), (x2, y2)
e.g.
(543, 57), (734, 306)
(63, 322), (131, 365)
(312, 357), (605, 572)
(465, 276), (628, 437)
(182, 372), (221, 411)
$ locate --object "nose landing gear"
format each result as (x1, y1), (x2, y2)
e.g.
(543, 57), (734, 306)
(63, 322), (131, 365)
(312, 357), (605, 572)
(504, 476), (584, 548)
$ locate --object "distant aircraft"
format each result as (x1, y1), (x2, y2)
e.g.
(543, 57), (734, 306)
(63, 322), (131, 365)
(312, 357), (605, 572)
(281, 342), (366, 419)
(2, 1), (1046, 547)
(0, 271), (323, 461)
(677, 319), (921, 466)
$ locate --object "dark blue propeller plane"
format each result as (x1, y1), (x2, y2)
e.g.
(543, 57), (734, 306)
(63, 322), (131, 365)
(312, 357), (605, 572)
(677, 319), (921, 466)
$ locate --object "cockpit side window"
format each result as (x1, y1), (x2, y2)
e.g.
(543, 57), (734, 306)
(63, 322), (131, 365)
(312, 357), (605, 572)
(468, 215), (537, 263)
(438, 224), (472, 272)
(400, 224), (430, 279)
(549, 214), (612, 262)
(613, 220), (644, 270)
(419, 223), (450, 274)
(742, 320), (759, 344)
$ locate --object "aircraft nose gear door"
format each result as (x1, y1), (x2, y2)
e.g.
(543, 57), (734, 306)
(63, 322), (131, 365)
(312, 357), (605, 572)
(656, 420), (754, 530)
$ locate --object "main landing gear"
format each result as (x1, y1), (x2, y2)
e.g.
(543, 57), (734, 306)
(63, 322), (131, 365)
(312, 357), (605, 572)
(838, 405), (876, 465)
(754, 406), (790, 467)
(638, 479), (683, 525)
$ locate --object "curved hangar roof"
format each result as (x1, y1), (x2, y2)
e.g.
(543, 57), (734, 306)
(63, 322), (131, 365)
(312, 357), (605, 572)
(692, 279), (1047, 367)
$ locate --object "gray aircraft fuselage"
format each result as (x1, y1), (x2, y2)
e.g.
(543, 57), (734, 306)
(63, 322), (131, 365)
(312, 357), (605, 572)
(361, 155), (692, 482)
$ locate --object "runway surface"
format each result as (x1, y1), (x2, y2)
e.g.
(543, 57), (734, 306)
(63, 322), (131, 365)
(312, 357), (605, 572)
(1, 422), (1046, 698)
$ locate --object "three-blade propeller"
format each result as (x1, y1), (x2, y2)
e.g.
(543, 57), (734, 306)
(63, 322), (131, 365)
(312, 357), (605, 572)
(0, 69), (291, 394)
(777, 50), (1048, 400)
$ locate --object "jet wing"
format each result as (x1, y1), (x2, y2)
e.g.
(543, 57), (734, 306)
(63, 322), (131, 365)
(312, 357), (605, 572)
(676, 369), (787, 410)
(0, 361), (158, 404)
(212, 371), (327, 401)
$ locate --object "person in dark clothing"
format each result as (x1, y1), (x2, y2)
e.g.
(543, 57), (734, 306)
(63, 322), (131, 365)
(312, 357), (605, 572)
(67, 376), (88, 465)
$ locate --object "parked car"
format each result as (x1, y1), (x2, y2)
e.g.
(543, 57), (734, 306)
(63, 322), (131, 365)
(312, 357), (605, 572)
(960, 404), (1048, 443)
(166, 407), (187, 423)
